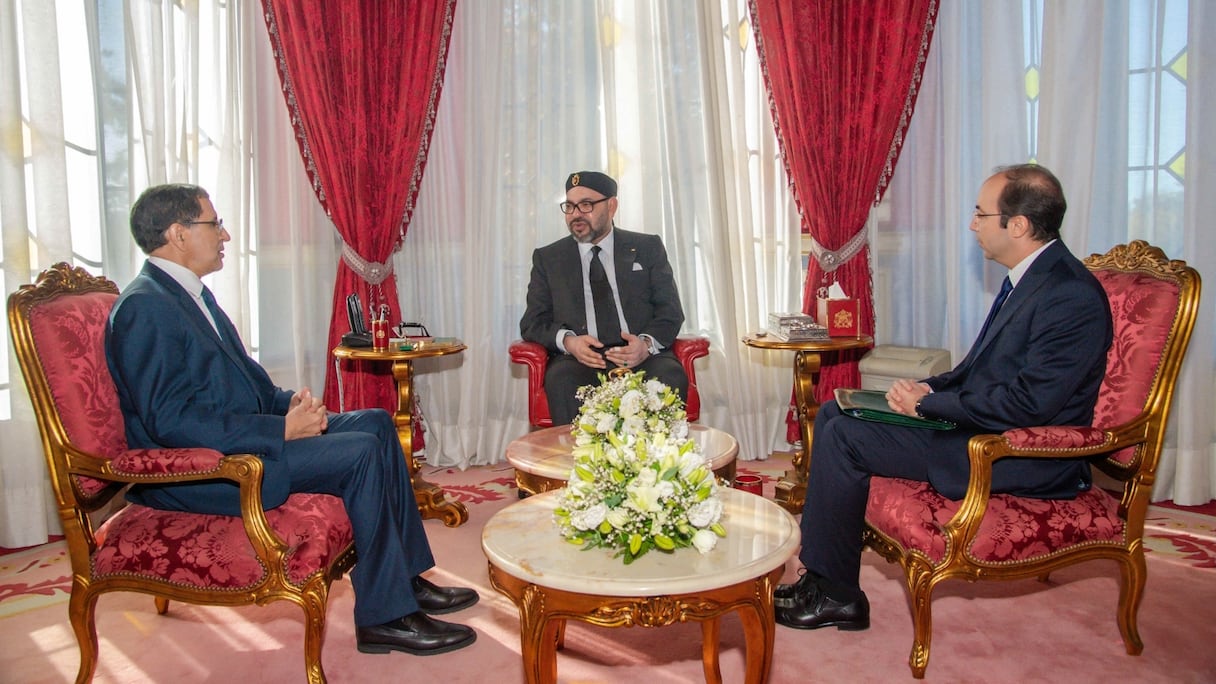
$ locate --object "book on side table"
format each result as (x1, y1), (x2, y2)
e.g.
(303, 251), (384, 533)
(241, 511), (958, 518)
(834, 388), (956, 430)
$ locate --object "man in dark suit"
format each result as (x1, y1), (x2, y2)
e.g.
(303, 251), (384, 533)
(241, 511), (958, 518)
(105, 184), (478, 656)
(520, 171), (688, 425)
(775, 164), (1113, 631)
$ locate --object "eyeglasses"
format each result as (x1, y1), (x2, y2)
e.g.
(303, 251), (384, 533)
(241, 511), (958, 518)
(972, 211), (1006, 221)
(186, 218), (225, 231)
(559, 197), (612, 215)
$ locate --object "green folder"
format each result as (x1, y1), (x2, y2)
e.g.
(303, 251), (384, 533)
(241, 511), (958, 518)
(834, 388), (956, 431)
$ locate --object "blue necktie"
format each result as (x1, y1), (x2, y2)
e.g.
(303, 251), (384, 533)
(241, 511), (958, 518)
(200, 286), (225, 341)
(976, 276), (1013, 344)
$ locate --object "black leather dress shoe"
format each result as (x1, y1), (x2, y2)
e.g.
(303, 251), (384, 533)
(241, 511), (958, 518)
(356, 612), (476, 656)
(775, 582), (870, 631)
(774, 569), (819, 608)
(412, 575), (479, 614)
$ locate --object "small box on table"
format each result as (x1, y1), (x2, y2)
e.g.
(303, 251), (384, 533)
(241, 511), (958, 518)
(766, 312), (828, 341)
(816, 297), (861, 336)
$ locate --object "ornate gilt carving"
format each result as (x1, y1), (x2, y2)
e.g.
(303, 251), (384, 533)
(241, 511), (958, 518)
(1084, 239), (1189, 277)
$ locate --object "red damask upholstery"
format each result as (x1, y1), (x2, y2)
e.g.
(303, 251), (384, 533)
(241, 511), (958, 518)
(862, 241), (1201, 678)
(8, 264), (356, 684)
(509, 335), (710, 427)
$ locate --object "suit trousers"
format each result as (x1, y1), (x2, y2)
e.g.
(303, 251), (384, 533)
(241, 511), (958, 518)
(544, 350), (688, 425)
(281, 409), (435, 627)
(800, 398), (1095, 603)
(799, 401), (947, 602)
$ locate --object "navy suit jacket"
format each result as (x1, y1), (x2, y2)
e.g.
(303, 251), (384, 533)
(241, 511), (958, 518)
(106, 262), (295, 514)
(519, 228), (685, 352)
(915, 240), (1113, 498)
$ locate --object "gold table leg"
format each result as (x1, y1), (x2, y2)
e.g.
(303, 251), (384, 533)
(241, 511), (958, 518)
(773, 350), (821, 515)
(390, 359), (468, 527)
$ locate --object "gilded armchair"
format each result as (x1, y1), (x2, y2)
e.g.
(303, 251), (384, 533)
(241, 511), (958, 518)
(8, 263), (357, 684)
(862, 241), (1201, 678)
(509, 335), (710, 427)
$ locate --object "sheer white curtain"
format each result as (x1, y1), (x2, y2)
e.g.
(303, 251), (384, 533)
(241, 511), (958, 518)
(0, 0), (333, 548)
(878, 0), (1214, 504)
(0, 1), (241, 548)
(400, 0), (801, 468)
(8, 2), (1208, 553)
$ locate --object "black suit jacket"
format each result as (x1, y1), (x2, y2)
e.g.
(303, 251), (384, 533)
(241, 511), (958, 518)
(917, 240), (1113, 498)
(519, 228), (685, 352)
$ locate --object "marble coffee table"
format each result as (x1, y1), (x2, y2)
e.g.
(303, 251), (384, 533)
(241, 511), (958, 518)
(506, 424), (739, 496)
(482, 488), (800, 683)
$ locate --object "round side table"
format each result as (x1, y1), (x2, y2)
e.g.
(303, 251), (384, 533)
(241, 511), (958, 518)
(332, 340), (468, 526)
(742, 333), (873, 514)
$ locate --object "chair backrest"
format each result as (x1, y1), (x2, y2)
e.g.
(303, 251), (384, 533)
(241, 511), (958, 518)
(8, 263), (125, 510)
(1083, 241), (1201, 478)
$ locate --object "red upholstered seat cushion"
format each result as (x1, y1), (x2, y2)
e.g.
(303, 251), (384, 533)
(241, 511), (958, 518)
(93, 493), (353, 588)
(866, 477), (1126, 565)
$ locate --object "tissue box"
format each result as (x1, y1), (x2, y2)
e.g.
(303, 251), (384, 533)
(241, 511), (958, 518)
(816, 297), (861, 336)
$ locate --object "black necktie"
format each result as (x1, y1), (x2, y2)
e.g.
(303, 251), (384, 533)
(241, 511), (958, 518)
(200, 286), (226, 341)
(589, 246), (622, 346)
(976, 276), (1013, 344)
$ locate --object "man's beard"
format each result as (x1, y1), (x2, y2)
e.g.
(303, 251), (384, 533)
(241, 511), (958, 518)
(569, 219), (609, 244)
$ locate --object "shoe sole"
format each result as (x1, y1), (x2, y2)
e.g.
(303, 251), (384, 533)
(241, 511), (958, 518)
(775, 617), (870, 632)
(419, 594), (480, 615)
(357, 631), (477, 656)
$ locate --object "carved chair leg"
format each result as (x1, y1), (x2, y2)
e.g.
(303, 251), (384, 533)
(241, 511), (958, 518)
(302, 583), (331, 684)
(1117, 551), (1147, 655)
(69, 586), (100, 684)
(906, 574), (935, 679)
(155, 596), (169, 615)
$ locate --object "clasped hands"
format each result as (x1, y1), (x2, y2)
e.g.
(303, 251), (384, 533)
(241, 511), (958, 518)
(885, 378), (931, 416)
(563, 331), (649, 370)
(285, 387), (328, 440)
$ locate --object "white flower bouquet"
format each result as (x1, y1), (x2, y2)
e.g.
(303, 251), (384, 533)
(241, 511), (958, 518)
(553, 370), (727, 564)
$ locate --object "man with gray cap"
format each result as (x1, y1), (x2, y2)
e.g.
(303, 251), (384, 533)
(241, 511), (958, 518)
(520, 171), (688, 425)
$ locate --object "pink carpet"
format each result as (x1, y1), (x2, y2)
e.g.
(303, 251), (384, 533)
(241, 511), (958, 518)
(3, 453), (1214, 683)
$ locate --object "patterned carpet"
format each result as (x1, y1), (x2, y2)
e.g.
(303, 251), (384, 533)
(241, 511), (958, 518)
(5, 453), (1216, 683)
(3, 453), (1213, 621)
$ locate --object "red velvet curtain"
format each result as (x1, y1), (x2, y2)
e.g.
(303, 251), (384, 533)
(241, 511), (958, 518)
(751, 0), (937, 440)
(260, 0), (456, 431)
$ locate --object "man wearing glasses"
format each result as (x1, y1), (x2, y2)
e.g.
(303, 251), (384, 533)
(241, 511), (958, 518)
(774, 164), (1112, 633)
(520, 171), (688, 425)
(106, 184), (479, 657)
